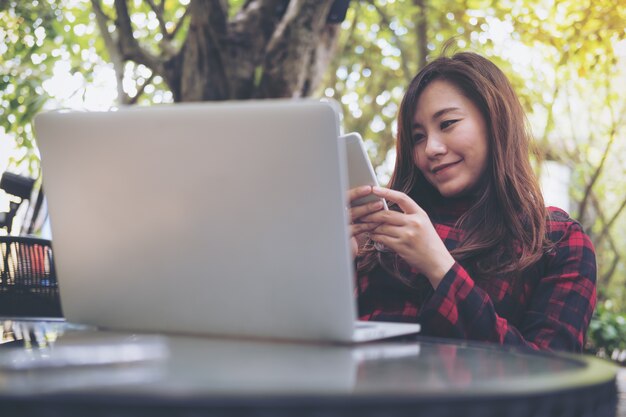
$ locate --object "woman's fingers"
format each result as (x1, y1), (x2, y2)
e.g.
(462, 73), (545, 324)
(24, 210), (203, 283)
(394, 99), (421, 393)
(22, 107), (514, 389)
(369, 233), (401, 249)
(347, 185), (374, 204)
(369, 223), (404, 239)
(349, 222), (379, 236)
(360, 208), (406, 226)
(349, 199), (384, 223)
(372, 186), (420, 214)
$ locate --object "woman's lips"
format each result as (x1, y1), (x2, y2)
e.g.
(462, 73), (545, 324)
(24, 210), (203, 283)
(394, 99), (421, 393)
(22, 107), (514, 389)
(432, 160), (462, 174)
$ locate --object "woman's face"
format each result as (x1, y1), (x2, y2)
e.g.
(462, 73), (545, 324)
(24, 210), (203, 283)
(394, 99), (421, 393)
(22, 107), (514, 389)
(411, 79), (489, 198)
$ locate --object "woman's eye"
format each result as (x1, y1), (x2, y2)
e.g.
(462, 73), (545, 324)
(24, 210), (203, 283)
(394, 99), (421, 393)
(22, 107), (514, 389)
(441, 119), (458, 129)
(412, 133), (425, 143)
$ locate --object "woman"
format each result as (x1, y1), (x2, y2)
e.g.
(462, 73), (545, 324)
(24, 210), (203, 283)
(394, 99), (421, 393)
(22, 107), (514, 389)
(349, 52), (596, 352)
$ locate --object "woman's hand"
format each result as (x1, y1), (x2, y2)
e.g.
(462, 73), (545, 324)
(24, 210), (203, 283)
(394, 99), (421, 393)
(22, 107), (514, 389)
(361, 186), (455, 288)
(347, 186), (385, 259)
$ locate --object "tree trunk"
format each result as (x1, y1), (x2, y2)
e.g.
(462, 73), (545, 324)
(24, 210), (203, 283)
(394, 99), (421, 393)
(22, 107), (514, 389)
(413, 0), (428, 71)
(255, 0), (336, 98)
(96, 0), (341, 103)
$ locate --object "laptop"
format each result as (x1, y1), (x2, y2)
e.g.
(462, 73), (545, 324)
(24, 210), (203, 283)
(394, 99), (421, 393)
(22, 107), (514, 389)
(34, 99), (421, 343)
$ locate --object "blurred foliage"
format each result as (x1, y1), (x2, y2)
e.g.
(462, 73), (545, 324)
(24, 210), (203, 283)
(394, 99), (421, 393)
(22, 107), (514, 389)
(586, 299), (626, 358)
(2, 0), (626, 321)
(0, 0), (99, 174)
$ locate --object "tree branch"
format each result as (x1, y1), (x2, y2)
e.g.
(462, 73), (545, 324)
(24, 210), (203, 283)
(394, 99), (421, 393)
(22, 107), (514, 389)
(413, 0), (428, 71)
(91, 0), (129, 104)
(301, 23), (340, 96)
(90, 0), (114, 21)
(541, 84), (560, 144)
(564, 83), (582, 156)
(590, 194), (621, 287)
(576, 103), (619, 223)
(113, 0), (162, 72)
(601, 255), (620, 289)
(128, 72), (156, 105)
(170, 4), (191, 39)
(145, 0), (169, 39)
(594, 192), (626, 248)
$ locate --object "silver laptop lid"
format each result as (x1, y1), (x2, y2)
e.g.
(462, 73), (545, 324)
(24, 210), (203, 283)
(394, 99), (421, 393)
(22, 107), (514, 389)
(35, 99), (357, 342)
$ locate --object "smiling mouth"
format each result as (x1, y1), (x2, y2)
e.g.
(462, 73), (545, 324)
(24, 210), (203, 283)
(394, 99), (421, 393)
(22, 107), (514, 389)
(432, 160), (462, 174)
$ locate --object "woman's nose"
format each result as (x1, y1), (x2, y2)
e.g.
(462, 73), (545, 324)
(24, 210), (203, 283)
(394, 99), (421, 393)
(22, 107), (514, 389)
(424, 134), (447, 158)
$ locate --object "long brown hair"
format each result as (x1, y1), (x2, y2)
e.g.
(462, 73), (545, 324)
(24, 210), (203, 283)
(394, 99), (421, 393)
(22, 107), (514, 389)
(358, 52), (550, 282)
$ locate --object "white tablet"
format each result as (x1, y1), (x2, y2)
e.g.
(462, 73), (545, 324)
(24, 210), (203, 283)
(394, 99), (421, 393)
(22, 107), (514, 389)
(340, 132), (388, 209)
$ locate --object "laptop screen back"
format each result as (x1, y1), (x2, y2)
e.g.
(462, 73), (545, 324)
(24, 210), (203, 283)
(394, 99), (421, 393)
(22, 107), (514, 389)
(35, 99), (357, 342)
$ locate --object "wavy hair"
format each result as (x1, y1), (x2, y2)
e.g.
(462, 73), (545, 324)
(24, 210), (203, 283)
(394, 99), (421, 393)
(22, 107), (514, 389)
(358, 52), (550, 283)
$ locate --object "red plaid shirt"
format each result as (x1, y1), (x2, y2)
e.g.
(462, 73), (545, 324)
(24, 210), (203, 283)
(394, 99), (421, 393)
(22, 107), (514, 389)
(356, 206), (597, 352)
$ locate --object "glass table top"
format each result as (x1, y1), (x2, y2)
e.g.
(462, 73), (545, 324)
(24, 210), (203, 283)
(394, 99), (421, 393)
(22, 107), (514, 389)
(0, 318), (616, 399)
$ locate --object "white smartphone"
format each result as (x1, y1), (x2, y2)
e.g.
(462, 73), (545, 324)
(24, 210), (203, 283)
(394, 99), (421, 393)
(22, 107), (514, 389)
(340, 132), (388, 209)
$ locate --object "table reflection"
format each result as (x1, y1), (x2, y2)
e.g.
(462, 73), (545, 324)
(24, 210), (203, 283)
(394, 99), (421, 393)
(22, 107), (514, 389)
(0, 319), (65, 348)
(0, 319), (603, 398)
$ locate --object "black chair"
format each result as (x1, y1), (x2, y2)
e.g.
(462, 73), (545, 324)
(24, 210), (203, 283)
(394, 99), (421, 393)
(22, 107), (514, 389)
(0, 236), (62, 317)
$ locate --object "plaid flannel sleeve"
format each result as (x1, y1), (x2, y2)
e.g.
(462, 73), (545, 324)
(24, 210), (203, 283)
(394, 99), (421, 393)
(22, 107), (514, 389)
(418, 221), (597, 352)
